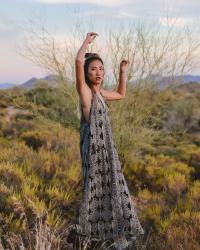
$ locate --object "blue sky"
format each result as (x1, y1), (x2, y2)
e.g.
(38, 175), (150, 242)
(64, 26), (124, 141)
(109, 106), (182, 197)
(0, 0), (200, 84)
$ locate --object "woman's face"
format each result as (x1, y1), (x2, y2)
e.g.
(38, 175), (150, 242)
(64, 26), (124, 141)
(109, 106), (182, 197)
(87, 59), (104, 85)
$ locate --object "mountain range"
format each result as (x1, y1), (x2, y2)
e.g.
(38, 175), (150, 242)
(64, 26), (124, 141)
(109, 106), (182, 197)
(0, 75), (59, 90)
(1, 74), (200, 90)
(0, 82), (17, 89)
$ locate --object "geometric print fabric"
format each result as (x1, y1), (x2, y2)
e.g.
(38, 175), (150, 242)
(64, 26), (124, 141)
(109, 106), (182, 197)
(75, 90), (144, 249)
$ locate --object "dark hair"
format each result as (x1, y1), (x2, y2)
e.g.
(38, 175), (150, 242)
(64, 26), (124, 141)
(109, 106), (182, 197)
(84, 53), (104, 87)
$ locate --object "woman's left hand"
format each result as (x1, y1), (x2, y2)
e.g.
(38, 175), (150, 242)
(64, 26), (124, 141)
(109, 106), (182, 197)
(120, 59), (129, 73)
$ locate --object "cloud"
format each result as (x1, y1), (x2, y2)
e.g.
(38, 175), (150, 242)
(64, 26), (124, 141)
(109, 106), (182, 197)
(116, 10), (133, 19)
(159, 17), (191, 28)
(31, 0), (132, 6)
(73, 9), (106, 17)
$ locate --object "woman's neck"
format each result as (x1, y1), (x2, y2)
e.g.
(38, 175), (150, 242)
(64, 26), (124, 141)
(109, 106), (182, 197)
(91, 85), (101, 94)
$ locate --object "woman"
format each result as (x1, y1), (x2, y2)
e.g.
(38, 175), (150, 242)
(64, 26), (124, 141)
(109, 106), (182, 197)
(67, 32), (144, 250)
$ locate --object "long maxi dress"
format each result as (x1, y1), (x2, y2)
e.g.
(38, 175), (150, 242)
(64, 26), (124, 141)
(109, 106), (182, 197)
(68, 90), (144, 250)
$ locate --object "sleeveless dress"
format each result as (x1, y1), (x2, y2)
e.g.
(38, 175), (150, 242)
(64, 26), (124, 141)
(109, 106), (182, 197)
(67, 90), (144, 250)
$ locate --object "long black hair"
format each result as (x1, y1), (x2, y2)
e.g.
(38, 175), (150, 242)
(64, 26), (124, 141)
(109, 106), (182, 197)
(84, 53), (104, 87)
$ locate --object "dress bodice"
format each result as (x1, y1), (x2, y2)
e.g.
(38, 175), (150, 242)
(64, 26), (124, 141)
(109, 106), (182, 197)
(79, 90), (107, 125)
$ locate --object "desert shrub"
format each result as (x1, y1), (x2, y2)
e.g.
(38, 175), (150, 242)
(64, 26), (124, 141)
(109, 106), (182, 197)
(45, 186), (73, 215)
(161, 97), (196, 135)
(166, 172), (187, 191)
(0, 137), (12, 148)
(138, 189), (166, 232)
(0, 184), (11, 214)
(143, 154), (192, 192)
(186, 180), (200, 211)
(0, 110), (36, 139)
(122, 154), (146, 193)
(0, 209), (70, 250)
(24, 85), (79, 128)
(0, 99), (8, 108)
(31, 149), (60, 181)
(109, 85), (163, 156)
(138, 189), (165, 208)
(143, 203), (200, 250)
(20, 122), (80, 156)
(169, 143), (199, 162)
(161, 211), (200, 249)
(20, 130), (43, 151)
(143, 204), (163, 232)
(0, 90), (13, 106)
(189, 149), (200, 179)
(0, 119), (14, 138)
(0, 141), (35, 169)
(0, 162), (24, 192)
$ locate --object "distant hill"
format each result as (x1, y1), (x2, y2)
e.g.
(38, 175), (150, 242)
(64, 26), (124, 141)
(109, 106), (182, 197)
(172, 81), (200, 93)
(158, 74), (200, 90)
(19, 74), (60, 89)
(180, 74), (200, 83)
(1, 74), (200, 90)
(20, 77), (38, 89)
(132, 74), (200, 90)
(0, 82), (17, 89)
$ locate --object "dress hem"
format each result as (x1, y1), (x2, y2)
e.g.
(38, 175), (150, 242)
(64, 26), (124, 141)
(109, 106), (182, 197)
(66, 223), (145, 250)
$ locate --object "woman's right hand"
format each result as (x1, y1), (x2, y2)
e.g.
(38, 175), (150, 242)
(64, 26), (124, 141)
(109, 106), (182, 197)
(85, 32), (98, 44)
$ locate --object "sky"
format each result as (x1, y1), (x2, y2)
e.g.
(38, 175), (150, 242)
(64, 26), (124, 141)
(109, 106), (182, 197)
(0, 0), (200, 84)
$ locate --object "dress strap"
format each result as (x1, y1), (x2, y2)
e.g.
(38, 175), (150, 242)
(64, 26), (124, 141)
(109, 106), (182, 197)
(96, 91), (106, 109)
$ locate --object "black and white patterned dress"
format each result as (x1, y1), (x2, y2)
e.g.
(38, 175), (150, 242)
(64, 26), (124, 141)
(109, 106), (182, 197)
(67, 90), (144, 250)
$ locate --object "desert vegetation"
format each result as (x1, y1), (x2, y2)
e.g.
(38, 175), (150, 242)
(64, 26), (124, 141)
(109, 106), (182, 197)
(0, 78), (200, 249)
(0, 15), (200, 250)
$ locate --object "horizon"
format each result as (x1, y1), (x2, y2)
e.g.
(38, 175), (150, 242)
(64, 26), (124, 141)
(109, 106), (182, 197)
(1, 0), (200, 84)
(2, 73), (200, 86)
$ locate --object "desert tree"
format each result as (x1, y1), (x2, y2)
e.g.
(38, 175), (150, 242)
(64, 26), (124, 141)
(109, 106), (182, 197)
(16, 11), (200, 149)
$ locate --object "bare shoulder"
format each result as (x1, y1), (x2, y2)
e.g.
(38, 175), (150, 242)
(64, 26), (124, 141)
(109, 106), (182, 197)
(100, 88), (125, 101)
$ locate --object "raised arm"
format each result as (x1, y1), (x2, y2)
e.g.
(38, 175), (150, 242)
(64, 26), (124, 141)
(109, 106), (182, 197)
(75, 32), (98, 122)
(75, 32), (98, 95)
(100, 59), (129, 101)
